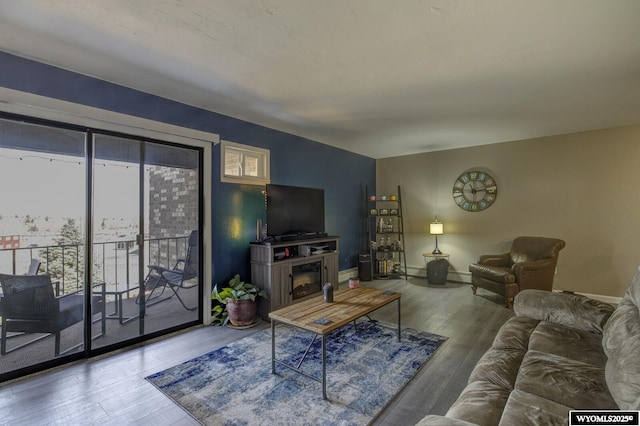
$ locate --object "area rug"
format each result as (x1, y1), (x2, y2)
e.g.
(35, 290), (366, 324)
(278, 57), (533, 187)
(146, 320), (447, 425)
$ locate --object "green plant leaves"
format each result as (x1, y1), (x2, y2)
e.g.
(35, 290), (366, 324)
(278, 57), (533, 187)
(210, 274), (267, 326)
(210, 303), (229, 326)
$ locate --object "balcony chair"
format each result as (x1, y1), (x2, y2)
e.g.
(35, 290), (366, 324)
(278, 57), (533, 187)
(468, 236), (566, 308)
(0, 273), (105, 356)
(27, 259), (41, 275)
(136, 230), (198, 311)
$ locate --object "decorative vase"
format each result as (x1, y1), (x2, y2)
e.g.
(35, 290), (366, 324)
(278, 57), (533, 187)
(226, 299), (257, 326)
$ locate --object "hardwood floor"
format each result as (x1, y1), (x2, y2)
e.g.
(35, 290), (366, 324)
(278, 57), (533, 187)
(0, 277), (513, 425)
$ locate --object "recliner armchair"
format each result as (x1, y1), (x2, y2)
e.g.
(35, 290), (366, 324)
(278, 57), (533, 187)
(468, 236), (566, 308)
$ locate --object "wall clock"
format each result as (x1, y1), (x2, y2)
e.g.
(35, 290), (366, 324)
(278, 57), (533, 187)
(452, 171), (497, 212)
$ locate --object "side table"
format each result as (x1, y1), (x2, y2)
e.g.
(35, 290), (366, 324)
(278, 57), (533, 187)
(94, 286), (140, 324)
(422, 253), (450, 285)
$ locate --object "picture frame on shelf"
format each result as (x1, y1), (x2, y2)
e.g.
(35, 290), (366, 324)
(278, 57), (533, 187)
(369, 208), (378, 216)
(390, 208), (398, 215)
(379, 208), (389, 215)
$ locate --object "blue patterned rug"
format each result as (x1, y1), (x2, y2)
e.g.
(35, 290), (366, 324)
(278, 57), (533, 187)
(146, 320), (447, 425)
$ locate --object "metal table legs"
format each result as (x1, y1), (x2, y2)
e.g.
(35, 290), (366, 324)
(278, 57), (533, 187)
(397, 297), (401, 342)
(271, 320), (329, 399)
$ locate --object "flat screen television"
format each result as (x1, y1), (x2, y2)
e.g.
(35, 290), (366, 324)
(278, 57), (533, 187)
(266, 184), (325, 238)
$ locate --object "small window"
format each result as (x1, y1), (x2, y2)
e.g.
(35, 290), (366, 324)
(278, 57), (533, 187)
(221, 140), (270, 185)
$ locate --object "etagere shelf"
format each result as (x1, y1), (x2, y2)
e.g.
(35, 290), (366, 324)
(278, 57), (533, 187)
(365, 185), (408, 280)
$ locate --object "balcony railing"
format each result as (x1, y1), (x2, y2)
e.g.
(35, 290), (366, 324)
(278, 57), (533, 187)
(0, 235), (190, 295)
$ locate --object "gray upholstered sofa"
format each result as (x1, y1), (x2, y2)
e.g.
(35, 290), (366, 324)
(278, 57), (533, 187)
(418, 267), (640, 426)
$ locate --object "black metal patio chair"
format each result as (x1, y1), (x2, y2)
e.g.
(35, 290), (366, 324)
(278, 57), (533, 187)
(0, 273), (105, 356)
(26, 259), (40, 275)
(136, 231), (198, 311)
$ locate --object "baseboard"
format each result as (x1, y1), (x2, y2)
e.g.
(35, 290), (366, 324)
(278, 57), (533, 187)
(339, 268), (359, 284)
(341, 265), (467, 283)
(342, 265), (470, 283)
(341, 266), (620, 304)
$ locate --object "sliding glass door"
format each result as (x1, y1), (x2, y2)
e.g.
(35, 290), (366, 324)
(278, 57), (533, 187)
(92, 134), (201, 347)
(0, 117), (89, 375)
(0, 114), (202, 381)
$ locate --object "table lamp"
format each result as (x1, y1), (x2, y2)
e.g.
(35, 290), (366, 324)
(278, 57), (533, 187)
(429, 216), (443, 254)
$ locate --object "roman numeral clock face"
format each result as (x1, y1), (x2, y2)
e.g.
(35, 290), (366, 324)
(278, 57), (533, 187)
(452, 171), (497, 212)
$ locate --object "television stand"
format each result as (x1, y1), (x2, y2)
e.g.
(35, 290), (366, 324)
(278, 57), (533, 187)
(250, 235), (339, 320)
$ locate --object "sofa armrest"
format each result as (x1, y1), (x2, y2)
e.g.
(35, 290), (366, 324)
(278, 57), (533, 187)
(513, 289), (615, 333)
(415, 415), (479, 426)
(477, 252), (510, 267)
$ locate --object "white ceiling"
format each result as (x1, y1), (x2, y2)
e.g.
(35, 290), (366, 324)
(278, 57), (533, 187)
(1, 1), (639, 159)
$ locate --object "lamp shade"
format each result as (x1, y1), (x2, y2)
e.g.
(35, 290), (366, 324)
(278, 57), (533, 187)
(430, 222), (444, 235)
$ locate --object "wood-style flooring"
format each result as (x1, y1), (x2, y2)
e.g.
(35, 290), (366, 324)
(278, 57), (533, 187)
(0, 277), (513, 425)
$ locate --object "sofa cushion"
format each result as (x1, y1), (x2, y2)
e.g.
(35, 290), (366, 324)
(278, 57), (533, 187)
(444, 381), (510, 426)
(464, 317), (538, 391)
(529, 322), (608, 367)
(498, 389), (571, 426)
(515, 350), (617, 409)
(602, 269), (640, 410)
(468, 347), (524, 390)
(416, 415), (478, 426)
(491, 316), (538, 351)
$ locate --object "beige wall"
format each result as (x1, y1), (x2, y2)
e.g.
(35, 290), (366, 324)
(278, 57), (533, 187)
(376, 125), (640, 298)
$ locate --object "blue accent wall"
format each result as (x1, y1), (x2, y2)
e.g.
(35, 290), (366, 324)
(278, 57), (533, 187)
(0, 52), (376, 286)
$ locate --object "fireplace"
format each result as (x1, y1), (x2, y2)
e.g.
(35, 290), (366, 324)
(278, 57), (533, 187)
(292, 261), (322, 300)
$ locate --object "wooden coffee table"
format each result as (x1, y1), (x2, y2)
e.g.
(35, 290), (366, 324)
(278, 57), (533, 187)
(269, 286), (401, 399)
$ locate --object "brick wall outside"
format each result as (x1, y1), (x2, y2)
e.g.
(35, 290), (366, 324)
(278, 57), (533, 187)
(148, 166), (198, 267)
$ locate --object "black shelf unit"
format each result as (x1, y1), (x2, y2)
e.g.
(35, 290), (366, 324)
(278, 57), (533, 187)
(365, 185), (408, 280)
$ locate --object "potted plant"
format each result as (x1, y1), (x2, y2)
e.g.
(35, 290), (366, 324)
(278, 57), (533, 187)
(211, 274), (267, 327)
